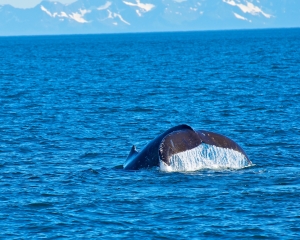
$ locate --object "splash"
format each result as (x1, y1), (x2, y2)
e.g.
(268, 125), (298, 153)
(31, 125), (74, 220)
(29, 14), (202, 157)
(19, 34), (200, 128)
(160, 143), (251, 172)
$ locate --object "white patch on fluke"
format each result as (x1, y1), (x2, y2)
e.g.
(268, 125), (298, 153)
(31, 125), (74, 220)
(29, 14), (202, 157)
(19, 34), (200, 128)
(160, 144), (251, 172)
(223, 0), (272, 18)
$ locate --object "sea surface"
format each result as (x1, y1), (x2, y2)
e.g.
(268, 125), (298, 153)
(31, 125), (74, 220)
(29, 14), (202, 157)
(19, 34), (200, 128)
(0, 28), (300, 238)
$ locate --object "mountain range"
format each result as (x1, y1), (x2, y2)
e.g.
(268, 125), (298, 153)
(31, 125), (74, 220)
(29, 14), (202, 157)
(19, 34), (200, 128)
(0, 0), (299, 36)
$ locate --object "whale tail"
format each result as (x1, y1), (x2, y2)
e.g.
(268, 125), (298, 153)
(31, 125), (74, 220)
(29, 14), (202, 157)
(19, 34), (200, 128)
(159, 129), (251, 169)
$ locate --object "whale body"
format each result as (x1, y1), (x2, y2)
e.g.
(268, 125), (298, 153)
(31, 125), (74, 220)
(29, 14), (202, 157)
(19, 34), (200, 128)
(123, 124), (251, 171)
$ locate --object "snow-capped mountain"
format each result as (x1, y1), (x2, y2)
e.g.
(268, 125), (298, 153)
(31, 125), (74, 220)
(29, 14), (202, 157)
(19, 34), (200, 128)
(0, 0), (299, 35)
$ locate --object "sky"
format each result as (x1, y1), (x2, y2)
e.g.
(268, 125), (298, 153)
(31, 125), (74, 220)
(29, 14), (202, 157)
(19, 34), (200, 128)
(0, 0), (75, 8)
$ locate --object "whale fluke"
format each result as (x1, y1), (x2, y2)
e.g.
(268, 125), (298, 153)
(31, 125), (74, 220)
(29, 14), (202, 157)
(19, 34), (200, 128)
(123, 124), (251, 171)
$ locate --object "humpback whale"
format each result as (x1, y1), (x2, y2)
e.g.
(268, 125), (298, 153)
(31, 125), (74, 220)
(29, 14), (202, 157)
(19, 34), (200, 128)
(123, 124), (251, 171)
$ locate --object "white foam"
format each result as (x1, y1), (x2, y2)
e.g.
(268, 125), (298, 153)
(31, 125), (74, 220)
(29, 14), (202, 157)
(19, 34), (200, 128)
(160, 144), (251, 172)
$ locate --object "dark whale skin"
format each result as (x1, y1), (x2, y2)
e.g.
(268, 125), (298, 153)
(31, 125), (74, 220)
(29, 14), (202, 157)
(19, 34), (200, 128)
(123, 124), (193, 170)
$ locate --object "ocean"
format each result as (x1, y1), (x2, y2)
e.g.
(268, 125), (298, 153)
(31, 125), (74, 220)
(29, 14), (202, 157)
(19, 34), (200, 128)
(0, 28), (300, 238)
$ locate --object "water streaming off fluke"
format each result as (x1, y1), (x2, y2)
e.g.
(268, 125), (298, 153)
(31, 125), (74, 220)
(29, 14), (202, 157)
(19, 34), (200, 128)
(160, 143), (252, 172)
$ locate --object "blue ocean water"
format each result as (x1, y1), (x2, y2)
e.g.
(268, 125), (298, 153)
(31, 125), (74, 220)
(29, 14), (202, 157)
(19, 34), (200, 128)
(0, 28), (300, 238)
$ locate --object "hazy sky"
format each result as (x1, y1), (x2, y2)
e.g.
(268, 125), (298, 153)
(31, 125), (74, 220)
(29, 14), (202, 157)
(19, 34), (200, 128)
(0, 0), (75, 8)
